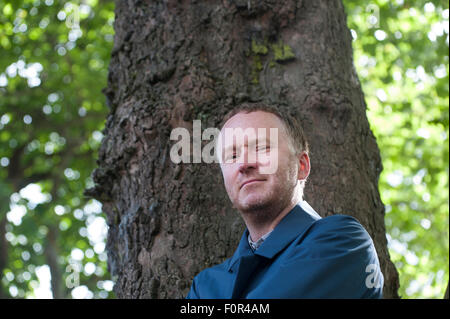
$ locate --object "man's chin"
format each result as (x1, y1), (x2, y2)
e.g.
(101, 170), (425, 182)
(236, 196), (272, 213)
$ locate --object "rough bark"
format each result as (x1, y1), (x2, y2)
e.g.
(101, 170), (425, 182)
(88, 0), (399, 298)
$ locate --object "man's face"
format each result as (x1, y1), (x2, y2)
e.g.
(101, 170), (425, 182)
(219, 111), (308, 214)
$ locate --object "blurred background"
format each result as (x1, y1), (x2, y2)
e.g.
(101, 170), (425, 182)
(0, 0), (448, 298)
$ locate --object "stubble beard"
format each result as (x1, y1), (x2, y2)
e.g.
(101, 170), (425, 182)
(235, 170), (297, 227)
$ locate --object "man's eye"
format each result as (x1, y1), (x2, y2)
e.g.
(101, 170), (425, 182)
(224, 153), (237, 161)
(257, 145), (269, 152)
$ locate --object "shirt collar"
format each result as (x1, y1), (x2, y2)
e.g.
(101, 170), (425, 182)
(248, 230), (273, 251)
(227, 201), (321, 271)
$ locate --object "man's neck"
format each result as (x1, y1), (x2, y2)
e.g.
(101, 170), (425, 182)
(244, 199), (298, 242)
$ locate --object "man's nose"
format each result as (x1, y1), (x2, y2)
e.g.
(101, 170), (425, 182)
(238, 149), (257, 173)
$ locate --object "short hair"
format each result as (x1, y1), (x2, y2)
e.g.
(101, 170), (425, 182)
(220, 102), (309, 155)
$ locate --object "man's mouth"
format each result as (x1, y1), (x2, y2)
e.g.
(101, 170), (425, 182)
(240, 179), (265, 189)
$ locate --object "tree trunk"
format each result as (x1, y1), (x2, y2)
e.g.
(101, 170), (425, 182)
(0, 216), (8, 299)
(445, 281), (449, 299)
(44, 225), (65, 299)
(88, 0), (399, 298)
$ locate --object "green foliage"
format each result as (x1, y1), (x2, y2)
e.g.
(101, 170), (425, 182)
(344, 0), (449, 298)
(0, 0), (114, 298)
(0, 0), (447, 299)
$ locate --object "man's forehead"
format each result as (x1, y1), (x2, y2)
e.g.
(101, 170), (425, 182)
(220, 111), (284, 133)
(221, 128), (270, 148)
(217, 111), (284, 153)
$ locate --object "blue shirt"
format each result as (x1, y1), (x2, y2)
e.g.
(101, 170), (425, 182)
(186, 202), (384, 299)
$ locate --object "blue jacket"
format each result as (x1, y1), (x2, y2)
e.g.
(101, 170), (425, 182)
(186, 203), (384, 298)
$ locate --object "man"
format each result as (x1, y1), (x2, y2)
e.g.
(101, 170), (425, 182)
(186, 103), (384, 298)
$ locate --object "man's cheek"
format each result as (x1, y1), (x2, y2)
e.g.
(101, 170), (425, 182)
(259, 154), (278, 175)
(228, 182), (238, 200)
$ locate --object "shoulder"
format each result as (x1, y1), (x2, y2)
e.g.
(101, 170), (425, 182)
(314, 213), (366, 229)
(308, 214), (372, 242)
(280, 214), (383, 298)
(191, 256), (233, 287)
(187, 258), (232, 299)
(193, 256), (230, 279)
(289, 214), (376, 259)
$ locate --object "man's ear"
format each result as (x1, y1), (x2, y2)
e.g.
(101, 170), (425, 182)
(297, 151), (310, 181)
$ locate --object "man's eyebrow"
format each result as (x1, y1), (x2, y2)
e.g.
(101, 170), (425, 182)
(222, 135), (268, 149)
(223, 144), (236, 153)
